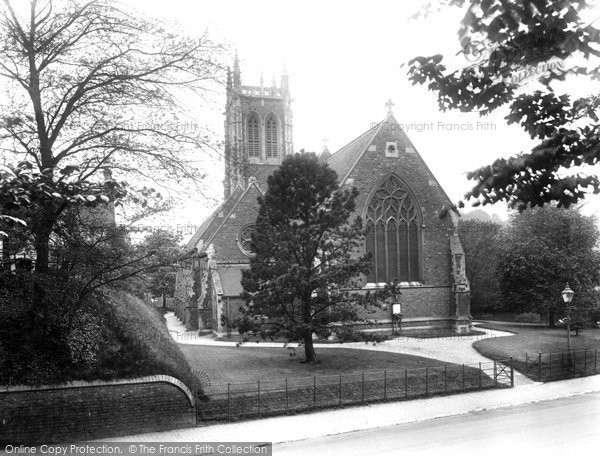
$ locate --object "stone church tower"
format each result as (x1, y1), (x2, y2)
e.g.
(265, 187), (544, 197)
(223, 53), (293, 198)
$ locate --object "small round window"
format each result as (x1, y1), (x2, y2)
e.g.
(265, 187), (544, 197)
(238, 224), (256, 256)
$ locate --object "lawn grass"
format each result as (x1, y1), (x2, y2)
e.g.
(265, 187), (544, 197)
(473, 323), (600, 380)
(183, 343), (505, 422)
(183, 336), (510, 422)
(474, 323), (600, 358)
(180, 344), (487, 389)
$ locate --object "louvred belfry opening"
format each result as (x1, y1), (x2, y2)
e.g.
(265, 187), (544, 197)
(365, 175), (421, 283)
(265, 115), (278, 158)
(247, 113), (260, 158)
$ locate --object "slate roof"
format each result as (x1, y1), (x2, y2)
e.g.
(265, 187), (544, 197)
(204, 181), (264, 248)
(326, 120), (382, 181)
(185, 185), (244, 252)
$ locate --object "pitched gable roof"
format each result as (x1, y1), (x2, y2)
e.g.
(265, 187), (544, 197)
(185, 185), (245, 252)
(327, 112), (456, 208)
(203, 180), (264, 248)
(326, 121), (382, 181)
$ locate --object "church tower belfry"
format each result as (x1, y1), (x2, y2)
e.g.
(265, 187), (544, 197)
(224, 55), (294, 198)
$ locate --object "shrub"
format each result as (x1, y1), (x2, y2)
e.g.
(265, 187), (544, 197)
(514, 312), (541, 324)
(333, 326), (390, 344)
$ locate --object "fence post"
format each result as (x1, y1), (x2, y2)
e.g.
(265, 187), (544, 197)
(339, 374), (342, 406)
(425, 367), (429, 395)
(384, 371), (387, 401)
(462, 364), (466, 392)
(285, 378), (289, 414)
(227, 383), (231, 422)
(444, 365), (447, 393)
(510, 357), (514, 387)
(525, 352), (528, 373)
(257, 381), (261, 418)
(549, 353), (552, 379)
(561, 351), (565, 378)
(361, 372), (365, 403)
(478, 363), (482, 388)
(538, 352), (542, 381)
(584, 349), (587, 375)
(494, 360), (497, 387)
(595, 349), (598, 374)
(405, 369), (408, 398)
(313, 376), (316, 410)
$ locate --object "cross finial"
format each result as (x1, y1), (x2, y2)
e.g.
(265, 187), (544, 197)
(322, 137), (329, 150)
(385, 98), (395, 113)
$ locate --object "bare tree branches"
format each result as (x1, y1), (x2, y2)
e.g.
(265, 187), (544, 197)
(0, 0), (225, 271)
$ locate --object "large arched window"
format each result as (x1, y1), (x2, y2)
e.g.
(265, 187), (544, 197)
(247, 113), (260, 158)
(265, 114), (278, 158)
(365, 175), (421, 283)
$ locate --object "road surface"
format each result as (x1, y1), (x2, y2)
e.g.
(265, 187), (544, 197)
(274, 392), (600, 455)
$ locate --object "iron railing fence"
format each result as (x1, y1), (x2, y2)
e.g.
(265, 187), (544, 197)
(524, 348), (599, 382)
(196, 359), (514, 422)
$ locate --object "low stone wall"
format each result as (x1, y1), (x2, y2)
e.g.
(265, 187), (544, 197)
(0, 375), (195, 444)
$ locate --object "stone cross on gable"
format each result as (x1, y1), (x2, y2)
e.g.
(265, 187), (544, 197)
(322, 137), (329, 150)
(385, 99), (395, 113)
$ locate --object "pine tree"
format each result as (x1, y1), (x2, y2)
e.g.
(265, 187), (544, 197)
(240, 153), (378, 363)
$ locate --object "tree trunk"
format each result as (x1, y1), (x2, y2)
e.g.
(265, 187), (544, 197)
(1, 236), (9, 270)
(34, 228), (51, 273)
(303, 330), (318, 363)
(301, 295), (318, 363)
(31, 209), (56, 321)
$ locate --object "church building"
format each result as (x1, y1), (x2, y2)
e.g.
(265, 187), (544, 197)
(174, 56), (471, 335)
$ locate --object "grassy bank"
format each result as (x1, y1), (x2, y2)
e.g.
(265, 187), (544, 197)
(0, 285), (198, 390)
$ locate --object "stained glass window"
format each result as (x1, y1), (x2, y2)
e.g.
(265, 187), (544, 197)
(365, 175), (421, 283)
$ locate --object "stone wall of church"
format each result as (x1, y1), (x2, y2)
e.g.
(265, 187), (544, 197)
(345, 126), (455, 288)
(356, 285), (453, 322)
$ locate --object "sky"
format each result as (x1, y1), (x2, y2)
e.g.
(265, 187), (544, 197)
(120, 0), (600, 238)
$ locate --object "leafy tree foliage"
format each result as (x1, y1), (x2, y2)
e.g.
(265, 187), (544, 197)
(408, 0), (600, 210)
(0, 0), (223, 273)
(239, 153), (384, 363)
(133, 230), (183, 302)
(497, 206), (600, 326)
(458, 219), (503, 314)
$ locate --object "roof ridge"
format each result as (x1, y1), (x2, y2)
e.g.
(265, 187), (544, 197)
(327, 120), (381, 159)
(336, 119), (387, 183)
